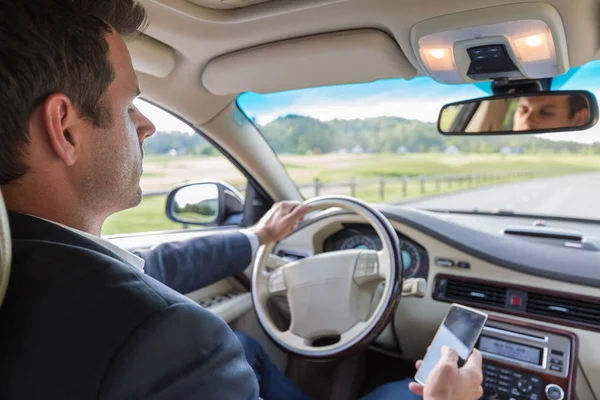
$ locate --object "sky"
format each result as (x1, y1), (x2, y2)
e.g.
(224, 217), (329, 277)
(138, 60), (600, 144)
(136, 99), (194, 134)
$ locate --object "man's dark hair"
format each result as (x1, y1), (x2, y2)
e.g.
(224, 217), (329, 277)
(0, 0), (147, 184)
(567, 95), (589, 119)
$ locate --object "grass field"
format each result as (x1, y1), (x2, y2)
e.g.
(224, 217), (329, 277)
(102, 153), (600, 236)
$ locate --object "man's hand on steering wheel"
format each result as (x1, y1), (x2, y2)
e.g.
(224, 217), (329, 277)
(251, 201), (311, 246)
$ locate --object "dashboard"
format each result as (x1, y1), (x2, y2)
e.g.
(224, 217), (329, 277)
(322, 223), (429, 280)
(269, 206), (600, 399)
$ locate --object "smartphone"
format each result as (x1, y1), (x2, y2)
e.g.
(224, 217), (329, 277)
(414, 304), (488, 385)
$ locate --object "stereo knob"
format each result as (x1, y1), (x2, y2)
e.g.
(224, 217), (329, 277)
(545, 384), (564, 400)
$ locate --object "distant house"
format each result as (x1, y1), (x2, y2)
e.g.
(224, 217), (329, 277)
(168, 148), (178, 156)
(396, 146), (408, 154)
(499, 146), (513, 155)
(444, 145), (461, 155)
(350, 145), (365, 154)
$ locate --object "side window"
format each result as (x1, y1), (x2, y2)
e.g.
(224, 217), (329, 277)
(102, 99), (247, 236)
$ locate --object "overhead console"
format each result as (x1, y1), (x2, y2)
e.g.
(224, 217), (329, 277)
(409, 3), (570, 84)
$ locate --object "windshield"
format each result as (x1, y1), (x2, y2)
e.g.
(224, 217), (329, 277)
(237, 61), (600, 221)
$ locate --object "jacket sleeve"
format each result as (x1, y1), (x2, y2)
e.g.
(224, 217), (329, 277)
(134, 232), (252, 294)
(98, 302), (259, 400)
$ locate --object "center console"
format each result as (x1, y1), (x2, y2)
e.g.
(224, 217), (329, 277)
(477, 317), (577, 400)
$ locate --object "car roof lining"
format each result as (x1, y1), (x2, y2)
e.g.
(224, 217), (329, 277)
(133, 0), (600, 125)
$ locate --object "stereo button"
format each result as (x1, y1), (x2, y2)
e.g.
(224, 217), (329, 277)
(435, 258), (454, 267)
(517, 379), (533, 393)
(499, 374), (512, 381)
(550, 365), (563, 372)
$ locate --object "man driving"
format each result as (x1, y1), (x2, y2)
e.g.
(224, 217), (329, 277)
(512, 95), (589, 131)
(0, 1), (483, 399)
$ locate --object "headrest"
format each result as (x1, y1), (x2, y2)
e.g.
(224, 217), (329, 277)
(0, 189), (12, 308)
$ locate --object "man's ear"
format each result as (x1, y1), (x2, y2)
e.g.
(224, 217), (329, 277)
(572, 108), (590, 127)
(39, 94), (83, 166)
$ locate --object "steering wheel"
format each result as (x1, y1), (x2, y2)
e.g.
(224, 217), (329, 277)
(251, 196), (403, 359)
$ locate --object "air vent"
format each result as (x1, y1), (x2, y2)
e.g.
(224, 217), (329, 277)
(527, 293), (600, 327)
(439, 279), (507, 307)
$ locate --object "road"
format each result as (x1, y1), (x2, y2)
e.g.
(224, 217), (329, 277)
(406, 172), (600, 220)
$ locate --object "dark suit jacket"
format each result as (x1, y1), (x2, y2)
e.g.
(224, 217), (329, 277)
(0, 212), (259, 399)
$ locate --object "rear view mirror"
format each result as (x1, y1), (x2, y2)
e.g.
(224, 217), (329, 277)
(438, 90), (598, 135)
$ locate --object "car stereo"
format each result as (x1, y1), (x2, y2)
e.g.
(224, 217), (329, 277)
(476, 317), (576, 400)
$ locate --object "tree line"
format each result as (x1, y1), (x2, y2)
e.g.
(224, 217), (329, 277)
(143, 116), (600, 156)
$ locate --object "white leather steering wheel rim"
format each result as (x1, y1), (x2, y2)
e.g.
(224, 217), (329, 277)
(251, 196), (403, 359)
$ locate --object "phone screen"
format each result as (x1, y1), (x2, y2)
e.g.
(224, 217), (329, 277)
(414, 305), (488, 385)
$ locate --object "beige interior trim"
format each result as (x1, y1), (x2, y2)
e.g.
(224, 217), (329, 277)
(201, 29), (416, 95)
(202, 101), (303, 201)
(127, 35), (176, 78)
(575, 364), (597, 400)
(189, 0), (275, 11)
(0, 189), (12, 308)
(152, 0), (347, 23)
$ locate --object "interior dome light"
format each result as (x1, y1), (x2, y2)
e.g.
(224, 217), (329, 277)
(524, 34), (543, 47)
(511, 29), (554, 63)
(429, 49), (446, 59)
(419, 47), (454, 72)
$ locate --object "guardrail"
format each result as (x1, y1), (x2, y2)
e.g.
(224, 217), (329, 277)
(142, 171), (537, 201)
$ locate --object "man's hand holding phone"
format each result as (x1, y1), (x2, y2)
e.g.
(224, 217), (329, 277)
(409, 346), (484, 400)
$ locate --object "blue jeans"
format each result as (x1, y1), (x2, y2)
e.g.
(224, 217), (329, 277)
(234, 331), (422, 400)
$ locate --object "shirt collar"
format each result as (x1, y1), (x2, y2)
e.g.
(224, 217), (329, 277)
(26, 215), (145, 272)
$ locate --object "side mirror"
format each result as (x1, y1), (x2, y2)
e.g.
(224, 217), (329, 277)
(438, 90), (599, 135)
(165, 181), (244, 227)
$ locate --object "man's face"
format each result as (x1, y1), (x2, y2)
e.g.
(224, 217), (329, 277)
(512, 96), (585, 131)
(77, 33), (155, 215)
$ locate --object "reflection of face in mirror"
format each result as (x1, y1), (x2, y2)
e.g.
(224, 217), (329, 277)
(512, 95), (590, 131)
(438, 92), (595, 135)
(172, 184), (219, 224)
